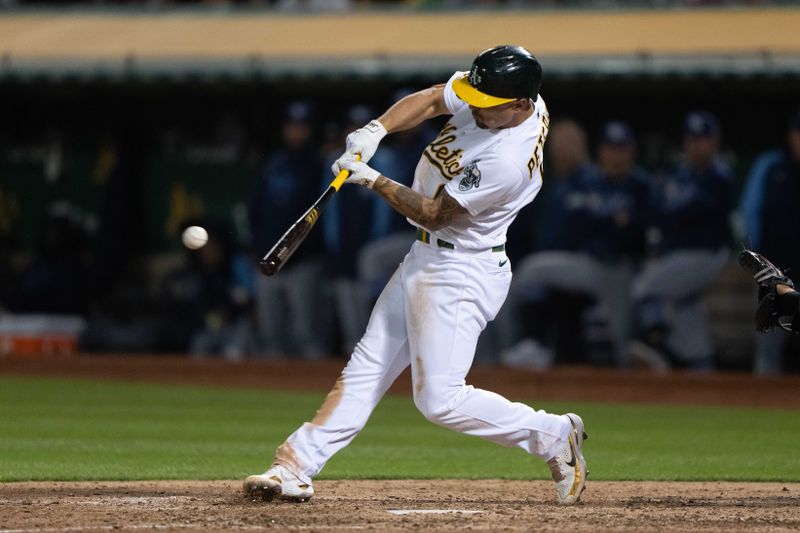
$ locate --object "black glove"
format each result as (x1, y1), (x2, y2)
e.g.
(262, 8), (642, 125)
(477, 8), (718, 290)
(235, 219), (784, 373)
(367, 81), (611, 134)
(738, 249), (796, 333)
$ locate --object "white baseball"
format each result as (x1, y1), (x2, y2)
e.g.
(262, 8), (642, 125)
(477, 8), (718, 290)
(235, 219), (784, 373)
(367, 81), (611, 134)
(181, 226), (208, 250)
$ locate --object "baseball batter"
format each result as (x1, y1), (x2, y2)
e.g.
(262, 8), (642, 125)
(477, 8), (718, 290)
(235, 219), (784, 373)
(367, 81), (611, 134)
(244, 45), (588, 505)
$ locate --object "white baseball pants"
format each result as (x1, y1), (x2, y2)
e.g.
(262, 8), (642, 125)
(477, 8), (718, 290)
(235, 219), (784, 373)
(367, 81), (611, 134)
(273, 240), (571, 484)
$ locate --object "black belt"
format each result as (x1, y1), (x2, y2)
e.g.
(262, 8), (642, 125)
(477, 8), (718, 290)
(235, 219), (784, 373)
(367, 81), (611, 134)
(416, 228), (505, 253)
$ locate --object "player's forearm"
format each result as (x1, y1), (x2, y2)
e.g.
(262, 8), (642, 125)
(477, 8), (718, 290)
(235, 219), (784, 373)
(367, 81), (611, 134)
(372, 175), (451, 231)
(377, 85), (449, 134)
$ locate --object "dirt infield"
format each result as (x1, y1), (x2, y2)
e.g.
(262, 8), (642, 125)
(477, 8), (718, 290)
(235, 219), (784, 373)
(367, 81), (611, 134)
(2, 480), (799, 532)
(3, 355), (800, 532)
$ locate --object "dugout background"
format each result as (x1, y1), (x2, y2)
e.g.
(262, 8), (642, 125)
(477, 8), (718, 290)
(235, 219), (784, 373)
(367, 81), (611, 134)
(3, 74), (799, 252)
(1, 4), (799, 368)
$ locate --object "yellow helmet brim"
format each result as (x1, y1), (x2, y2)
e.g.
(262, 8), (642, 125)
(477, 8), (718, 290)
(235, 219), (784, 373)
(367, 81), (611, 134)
(452, 73), (517, 109)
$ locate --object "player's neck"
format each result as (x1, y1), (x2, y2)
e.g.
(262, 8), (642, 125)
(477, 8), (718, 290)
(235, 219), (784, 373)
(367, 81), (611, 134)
(500, 100), (535, 130)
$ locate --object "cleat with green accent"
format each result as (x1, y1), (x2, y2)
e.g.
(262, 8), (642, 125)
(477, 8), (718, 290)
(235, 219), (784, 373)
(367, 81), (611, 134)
(243, 464), (314, 503)
(547, 413), (587, 505)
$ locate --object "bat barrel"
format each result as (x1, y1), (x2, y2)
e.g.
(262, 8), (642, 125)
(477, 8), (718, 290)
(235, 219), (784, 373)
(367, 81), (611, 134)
(257, 170), (348, 277)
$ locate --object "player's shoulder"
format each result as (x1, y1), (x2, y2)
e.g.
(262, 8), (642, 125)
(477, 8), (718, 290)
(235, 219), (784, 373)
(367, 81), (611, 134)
(756, 148), (789, 168)
(709, 157), (734, 181)
(743, 148), (789, 186)
(504, 101), (547, 141)
(470, 151), (524, 180)
(754, 148), (789, 171)
(486, 99), (548, 168)
(442, 71), (470, 115)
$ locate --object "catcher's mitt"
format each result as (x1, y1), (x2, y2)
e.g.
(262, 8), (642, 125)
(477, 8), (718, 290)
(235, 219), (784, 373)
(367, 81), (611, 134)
(738, 249), (795, 332)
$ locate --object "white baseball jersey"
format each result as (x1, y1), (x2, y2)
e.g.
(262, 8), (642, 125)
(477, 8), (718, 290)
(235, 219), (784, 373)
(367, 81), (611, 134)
(269, 73), (573, 490)
(410, 71), (550, 250)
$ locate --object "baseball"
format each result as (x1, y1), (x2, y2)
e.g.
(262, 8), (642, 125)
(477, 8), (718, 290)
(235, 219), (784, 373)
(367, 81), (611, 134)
(181, 226), (208, 250)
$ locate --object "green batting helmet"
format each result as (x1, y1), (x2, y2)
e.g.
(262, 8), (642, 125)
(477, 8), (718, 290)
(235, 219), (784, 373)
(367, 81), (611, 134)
(453, 45), (543, 108)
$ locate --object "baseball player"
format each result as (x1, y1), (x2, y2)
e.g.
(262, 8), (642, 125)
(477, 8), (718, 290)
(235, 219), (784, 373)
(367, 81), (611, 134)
(244, 45), (588, 505)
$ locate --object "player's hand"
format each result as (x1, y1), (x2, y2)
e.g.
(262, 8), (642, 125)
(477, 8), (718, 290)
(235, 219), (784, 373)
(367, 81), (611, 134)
(333, 154), (381, 189)
(344, 120), (387, 163)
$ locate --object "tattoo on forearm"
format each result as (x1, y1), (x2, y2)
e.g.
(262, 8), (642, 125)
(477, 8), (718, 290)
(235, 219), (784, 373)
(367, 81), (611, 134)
(373, 176), (467, 230)
(395, 185), (423, 216)
(437, 192), (462, 222)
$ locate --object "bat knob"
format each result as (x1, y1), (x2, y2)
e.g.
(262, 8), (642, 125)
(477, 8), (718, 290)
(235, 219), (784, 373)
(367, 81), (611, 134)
(259, 259), (279, 276)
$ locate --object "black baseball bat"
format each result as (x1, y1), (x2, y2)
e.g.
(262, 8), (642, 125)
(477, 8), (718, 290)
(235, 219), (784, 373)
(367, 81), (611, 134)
(259, 160), (355, 276)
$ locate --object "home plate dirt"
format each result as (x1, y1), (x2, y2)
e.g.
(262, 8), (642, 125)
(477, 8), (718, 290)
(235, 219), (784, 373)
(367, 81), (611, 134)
(2, 480), (799, 532)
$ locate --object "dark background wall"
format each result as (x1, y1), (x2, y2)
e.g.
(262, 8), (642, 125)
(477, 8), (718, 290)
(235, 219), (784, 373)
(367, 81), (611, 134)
(3, 73), (799, 253)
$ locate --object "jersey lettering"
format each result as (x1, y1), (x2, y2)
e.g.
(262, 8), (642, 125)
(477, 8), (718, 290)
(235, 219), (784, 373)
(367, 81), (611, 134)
(423, 122), (464, 181)
(527, 109), (550, 179)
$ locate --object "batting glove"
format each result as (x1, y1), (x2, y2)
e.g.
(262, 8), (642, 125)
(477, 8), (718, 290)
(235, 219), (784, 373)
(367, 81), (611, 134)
(344, 119), (387, 163)
(334, 154), (381, 189)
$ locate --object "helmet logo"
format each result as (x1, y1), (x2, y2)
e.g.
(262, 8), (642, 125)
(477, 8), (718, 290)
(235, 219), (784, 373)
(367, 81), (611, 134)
(469, 66), (482, 87)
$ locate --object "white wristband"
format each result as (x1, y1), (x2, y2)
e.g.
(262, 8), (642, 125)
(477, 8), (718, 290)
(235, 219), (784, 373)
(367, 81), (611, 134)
(365, 119), (388, 140)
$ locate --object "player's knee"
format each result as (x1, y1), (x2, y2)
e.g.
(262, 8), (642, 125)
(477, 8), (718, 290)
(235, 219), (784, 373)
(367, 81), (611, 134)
(413, 387), (457, 425)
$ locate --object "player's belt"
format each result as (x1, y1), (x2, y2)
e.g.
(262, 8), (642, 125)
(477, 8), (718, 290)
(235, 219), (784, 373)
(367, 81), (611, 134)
(416, 228), (505, 253)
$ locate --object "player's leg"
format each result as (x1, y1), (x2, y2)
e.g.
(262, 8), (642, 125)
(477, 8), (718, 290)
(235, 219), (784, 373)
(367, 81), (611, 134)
(493, 251), (598, 369)
(253, 273), (287, 355)
(357, 230), (415, 300)
(754, 329), (788, 375)
(404, 250), (569, 453)
(495, 251), (631, 365)
(630, 249), (727, 368)
(403, 247), (586, 503)
(331, 278), (370, 354)
(245, 266), (411, 500)
(494, 251), (599, 351)
(282, 260), (328, 359)
(632, 249), (728, 301)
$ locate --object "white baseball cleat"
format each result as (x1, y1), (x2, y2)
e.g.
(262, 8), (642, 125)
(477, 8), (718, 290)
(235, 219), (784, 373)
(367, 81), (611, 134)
(547, 413), (588, 505)
(243, 464), (314, 502)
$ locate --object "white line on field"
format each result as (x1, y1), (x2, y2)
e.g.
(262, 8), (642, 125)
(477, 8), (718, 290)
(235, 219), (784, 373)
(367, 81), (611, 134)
(387, 509), (484, 515)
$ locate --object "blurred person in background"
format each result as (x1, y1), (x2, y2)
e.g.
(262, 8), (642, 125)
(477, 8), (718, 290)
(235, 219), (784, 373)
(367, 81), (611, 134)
(7, 211), (92, 315)
(356, 89), (438, 303)
(0, 236), (22, 312)
(249, 101), (327, 358)
(504, 119), (591, 262)
(160, 219), (255, 360)
(739, 109), (800, 375)
(628, 111), (732, 371)
(535, 118), (592, 252)
(321, 105), (399, 354)
(498, 121), (649, 368)
(494, 118), (592, 368)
